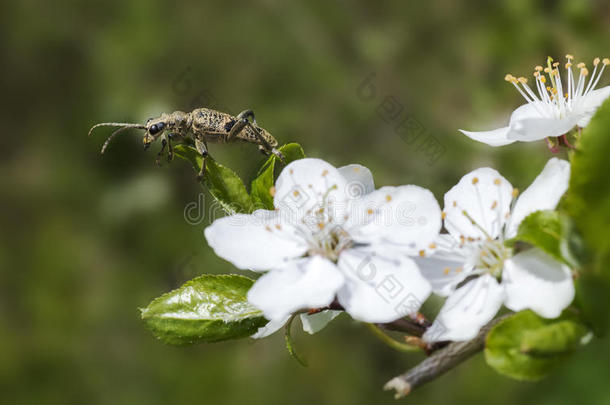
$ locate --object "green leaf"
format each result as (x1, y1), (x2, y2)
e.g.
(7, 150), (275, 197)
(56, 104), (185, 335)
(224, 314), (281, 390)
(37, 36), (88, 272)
(250, 143), (306, 210)
(565, 98), (610, 333)
(174, 144), (254, 213)
(141, 274), (268, 346)
(510, 210), (578, 266)
(284, 314), (308, 367)
(566, 98), (610, 268)
(485, 311), (590, 381)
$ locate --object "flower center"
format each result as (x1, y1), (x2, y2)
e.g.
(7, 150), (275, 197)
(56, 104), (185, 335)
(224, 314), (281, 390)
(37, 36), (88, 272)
(474, 238), (509, 278)
(505, 55), (609, 119)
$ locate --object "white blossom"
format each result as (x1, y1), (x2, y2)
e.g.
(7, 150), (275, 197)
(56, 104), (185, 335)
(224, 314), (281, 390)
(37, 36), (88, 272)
(204, 158), (441, 330)
(461, 55), (610, 146)
(416, 158), (574, 342)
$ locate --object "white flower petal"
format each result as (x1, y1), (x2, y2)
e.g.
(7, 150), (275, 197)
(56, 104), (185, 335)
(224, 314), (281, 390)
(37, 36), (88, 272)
(349, 185), (441, 251)
(423, 274), (505, 342)
(274, 158), (348, 216)
(576, 86), (610, 127)
(413, 235), (474, 296)
(507, 104), (580, 141)
(444, 168), (513, 240)
(247, 256), (344, 321)
(300, 310), (341, 334)
(204, 209), (307, 271)
(506, 158), (570, 237)
(250, 316), (289, 339)
(336, 247), (431, 323)
(338, 164), (375, 199)
(459, 127), (516, 147)
(503, 249), (574, 318)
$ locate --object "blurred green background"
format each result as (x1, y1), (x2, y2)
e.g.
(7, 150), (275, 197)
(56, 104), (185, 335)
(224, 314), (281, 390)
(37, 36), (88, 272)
(2, 0), (610, 404)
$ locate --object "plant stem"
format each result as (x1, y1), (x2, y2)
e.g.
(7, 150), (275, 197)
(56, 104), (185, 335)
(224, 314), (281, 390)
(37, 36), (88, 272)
(365, 323), (421, 353)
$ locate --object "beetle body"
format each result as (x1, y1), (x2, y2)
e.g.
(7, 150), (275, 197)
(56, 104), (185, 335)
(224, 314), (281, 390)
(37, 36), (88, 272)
(89, 107), (283, 179)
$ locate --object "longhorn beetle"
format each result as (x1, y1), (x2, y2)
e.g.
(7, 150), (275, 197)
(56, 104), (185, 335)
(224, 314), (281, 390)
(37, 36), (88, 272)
(89, 108), (284, 179)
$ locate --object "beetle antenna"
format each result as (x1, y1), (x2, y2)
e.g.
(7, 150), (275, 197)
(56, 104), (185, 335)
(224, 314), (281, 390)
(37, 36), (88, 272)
(88, 122), (146, 137)
(99, 125), (147, 154)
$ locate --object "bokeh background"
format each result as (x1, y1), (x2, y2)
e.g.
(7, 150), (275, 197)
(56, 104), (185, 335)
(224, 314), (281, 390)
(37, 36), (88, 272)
(2, 0), (610, 404)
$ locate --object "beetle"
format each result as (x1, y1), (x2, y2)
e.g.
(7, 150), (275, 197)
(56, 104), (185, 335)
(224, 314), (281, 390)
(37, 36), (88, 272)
(89, 108), (284, 179)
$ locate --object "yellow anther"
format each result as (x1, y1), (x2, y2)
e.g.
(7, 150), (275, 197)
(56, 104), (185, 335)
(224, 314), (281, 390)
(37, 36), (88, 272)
(565, 54), (574, 60)
(265, 225), (272, 232)
(429, 243), (437, 249)
(552, 69), (560, 76)
(321, 170), (329, 176)
(544, 67), (551, 73)
(533, 71), (540, 77)
(539, 76), (546, 83)
(581, 68), (589, 76)
(603, 58), (610, 66)
(419, 250), (426, 257)
(441, 211), (447, 220)
(577, 62), (586, 69)
(594, 57), (601, 66)
(493, 178), (501, 185)
(443, 267), (450, 275)
(293, 190), (300, 197)
(472, 177), (479, 185)
(385, 195), (392, 202)
(512, 188), (519, 198)
(275, 224), (282, 230)
(535, 65), (543, 71)
(553, 62), (559, 68)
(269, 186), (276, 197)
(317, 222), (325, 230)
(367, 208), (373, 215)
(518, 77), (528, 84)
(491, 201), (498, 209)
(565, 62), (572, 69)
(504, 74), (515, 82)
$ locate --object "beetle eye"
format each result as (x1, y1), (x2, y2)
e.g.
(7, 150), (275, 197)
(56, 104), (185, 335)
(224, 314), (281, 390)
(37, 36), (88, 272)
(149, 124), (159, 135)
(157, 122), (165, 130)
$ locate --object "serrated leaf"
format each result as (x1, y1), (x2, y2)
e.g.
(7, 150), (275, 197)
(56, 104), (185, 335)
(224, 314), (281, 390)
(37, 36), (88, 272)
(174, 145), (254, 214)
(141, 274), (268, 346)
(485, 310), (589, 381)
(510, 210), (577, 266)
(250, 143), (305, 211)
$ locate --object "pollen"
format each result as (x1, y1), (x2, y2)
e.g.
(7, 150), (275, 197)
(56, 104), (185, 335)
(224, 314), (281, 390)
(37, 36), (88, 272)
(565, 54), (574, 60)
(429, 243), (437, 249)
(552, 62), (559, 68)
(565, 62), (572, 69)
(453, 201), (457, 207)
(512, 188), (519, 198)
(265, 225), (272, 232)
(385, 195), (392, 202)
(535, 65), (543, 71)
(321, 170), (329, 177)
(275, 224), (282, 230)
(604, 58), (610, 66)
(317, 222), (325, 230)
(472, 177), (479, 185)
(419, 250), (426, 257)
(441, 211), (447, 219)
(493, 178), (501, 185)
(456, 266), (463, 274)
(544, 67), (551, 73)
(577, 62), (586, 69)
(581, 68), (589, 76)
(367, 208), (374, 215)
(491, 200), (498, 209)
(443, 267), (451, 275)
(504, 74), (515, 82)
(293, 190), (300, 197)
(518, 77), (528, 84)
(289, 169), (294, 174)
(269, 186), (276, 197)
(594, 57), (601, 66)
(539, 76), (546, 83)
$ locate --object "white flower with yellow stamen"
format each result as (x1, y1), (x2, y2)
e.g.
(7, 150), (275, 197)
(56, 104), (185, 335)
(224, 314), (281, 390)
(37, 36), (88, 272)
(415, 158), (574, 342)
(204, 158), (441, 327)
(461, 55), (610, 146)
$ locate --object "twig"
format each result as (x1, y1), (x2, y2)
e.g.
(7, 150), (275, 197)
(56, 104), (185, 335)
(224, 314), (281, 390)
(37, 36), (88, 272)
(383, 314), (510, 399)
(365, 324), (421, 353)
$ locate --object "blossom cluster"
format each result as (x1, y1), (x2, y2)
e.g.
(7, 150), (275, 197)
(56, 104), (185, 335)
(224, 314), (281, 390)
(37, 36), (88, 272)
(204, 55), (608, 342)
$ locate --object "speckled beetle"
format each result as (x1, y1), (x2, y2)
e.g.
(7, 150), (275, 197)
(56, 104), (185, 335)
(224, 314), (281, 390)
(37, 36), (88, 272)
(89, 108), (284, 179)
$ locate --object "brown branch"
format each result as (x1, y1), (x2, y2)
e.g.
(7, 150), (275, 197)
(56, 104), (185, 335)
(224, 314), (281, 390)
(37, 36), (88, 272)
(383, 315), (510, 399)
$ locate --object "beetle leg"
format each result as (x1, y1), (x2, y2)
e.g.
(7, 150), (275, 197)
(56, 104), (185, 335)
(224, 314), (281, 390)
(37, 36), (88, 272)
(195, 139), (209, 181)
(155, 138), (167, 166)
